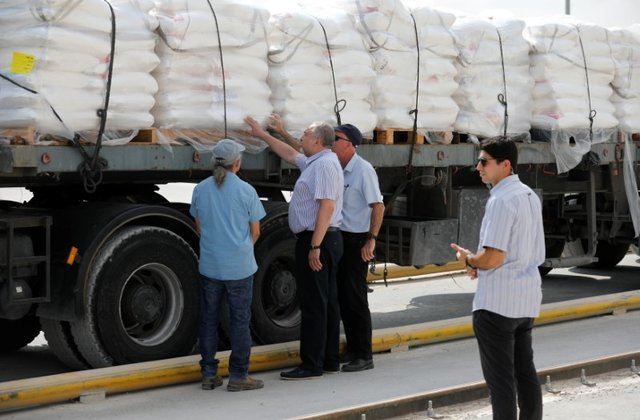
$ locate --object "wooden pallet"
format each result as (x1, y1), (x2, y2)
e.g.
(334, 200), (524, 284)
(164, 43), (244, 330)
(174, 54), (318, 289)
(633, 133), (640, 142)
(374, 128), (425, 145)
(0, 127), (36, 145)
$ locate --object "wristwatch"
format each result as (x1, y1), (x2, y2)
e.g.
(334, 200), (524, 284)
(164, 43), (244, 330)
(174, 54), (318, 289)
(366, 232), (378, 241)
(310, 244), (321, 251)
(465, 254), (477, 269)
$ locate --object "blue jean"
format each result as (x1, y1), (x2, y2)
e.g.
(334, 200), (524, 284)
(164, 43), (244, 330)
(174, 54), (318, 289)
(199, 275), (253, 381)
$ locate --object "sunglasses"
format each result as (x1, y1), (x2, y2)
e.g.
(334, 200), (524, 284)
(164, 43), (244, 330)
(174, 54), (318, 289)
(476, 157), (497, 167)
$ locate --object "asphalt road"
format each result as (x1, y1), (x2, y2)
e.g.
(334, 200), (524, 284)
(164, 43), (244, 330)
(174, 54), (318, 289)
(1, 253), (639, 383)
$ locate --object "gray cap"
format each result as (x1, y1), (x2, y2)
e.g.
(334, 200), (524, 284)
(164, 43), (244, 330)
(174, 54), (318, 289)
(212, 139), (245, 165)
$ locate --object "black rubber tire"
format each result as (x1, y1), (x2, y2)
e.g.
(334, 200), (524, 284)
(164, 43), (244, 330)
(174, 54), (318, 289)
(71, 226), (200, 367)
(538, 239), (566, 277)
(590, 240), (630, 269)
(41, 318), (90, 370)
(0, 315), (41, 353)
(251, 216), (300, 344)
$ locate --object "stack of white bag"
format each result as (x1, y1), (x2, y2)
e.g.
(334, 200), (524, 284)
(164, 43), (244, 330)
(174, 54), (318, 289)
(452, 17), (533, 140)
(267, 7), (377, 138)
(525, 17), (617, 172)
(152, 0), (271, 146)
(319, 0), (459, 142)
(525, 18), (617, 131)
(0, 0), (159, 142)
(609, 25), (640, 133)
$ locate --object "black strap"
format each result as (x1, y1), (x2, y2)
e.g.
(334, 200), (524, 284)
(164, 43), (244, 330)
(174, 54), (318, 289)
(407, 13), (421, 176)
(496, 28), (509, 138)
(575, 25), (597, 142)
(205, 0), (228, 138)
(315, 17), (345, 125)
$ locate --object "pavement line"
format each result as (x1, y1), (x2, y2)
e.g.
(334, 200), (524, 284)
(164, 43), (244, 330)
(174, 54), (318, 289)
(293, 351), (640, 420)
(1, 290), (639, 413)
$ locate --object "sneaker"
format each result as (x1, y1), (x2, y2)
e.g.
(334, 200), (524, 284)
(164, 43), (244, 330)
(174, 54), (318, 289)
(226, 376), (264, 392)
(280, 367), (323, 380)
(341, 358), (374, 372)
(202, 375), (223, 390)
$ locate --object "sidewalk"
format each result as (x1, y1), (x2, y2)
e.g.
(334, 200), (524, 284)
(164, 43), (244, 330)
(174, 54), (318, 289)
(4, 310), (639, 420)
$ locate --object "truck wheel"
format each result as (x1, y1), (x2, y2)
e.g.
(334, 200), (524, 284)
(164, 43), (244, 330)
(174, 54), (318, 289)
(251, 216), (300, 344)
(41, 318), (90, 370)
(0, 315), (40, 352)
(591, 240), (630, 268)
(539, 239), (565, 277)
(71, 226), (199, 367)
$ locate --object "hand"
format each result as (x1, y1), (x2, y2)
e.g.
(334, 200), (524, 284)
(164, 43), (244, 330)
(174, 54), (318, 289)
(450, 243), (476, 279)
(268, 113), (285, 134)
(361, 239), (376, 262)
(309, 248), (323, 272)
(244, 115), (267, 140)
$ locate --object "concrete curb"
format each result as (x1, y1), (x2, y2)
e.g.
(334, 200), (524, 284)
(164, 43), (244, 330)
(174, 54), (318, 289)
(1, 290), (639, 413)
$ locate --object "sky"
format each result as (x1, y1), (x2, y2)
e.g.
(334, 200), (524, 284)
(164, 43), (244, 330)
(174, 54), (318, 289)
(419, 0), (639, 28)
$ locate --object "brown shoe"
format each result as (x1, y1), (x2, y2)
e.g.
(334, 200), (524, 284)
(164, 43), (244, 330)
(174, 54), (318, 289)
(202, 375), (223, 390)
(227, 376), (264, 392)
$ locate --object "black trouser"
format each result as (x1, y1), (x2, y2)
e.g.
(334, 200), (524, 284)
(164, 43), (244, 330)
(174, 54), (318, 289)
(295, 230), (343, 373)
(337, 231), (372, 361)
(473, 310), (543, 420)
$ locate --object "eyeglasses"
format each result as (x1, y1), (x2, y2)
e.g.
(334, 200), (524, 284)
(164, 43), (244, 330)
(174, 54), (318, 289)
(476, 157), (497, 167)
(335, 135), (349, 142)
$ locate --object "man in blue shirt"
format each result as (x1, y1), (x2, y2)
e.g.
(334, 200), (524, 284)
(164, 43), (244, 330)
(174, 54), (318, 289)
(190, 139), (266, 392)
(451, 137), (544, 420)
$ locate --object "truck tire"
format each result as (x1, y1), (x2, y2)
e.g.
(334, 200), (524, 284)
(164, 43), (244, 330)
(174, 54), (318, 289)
(591, 240), (630, 268)
(251, 216), (300, 344)
(71, 226), (199, 367)
(0, 315), (40, 353)
(41, 318), (90, 370)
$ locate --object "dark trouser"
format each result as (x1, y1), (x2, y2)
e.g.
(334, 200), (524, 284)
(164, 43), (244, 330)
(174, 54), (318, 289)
(473, 310), (543, 420)
(337, 231), (372, 361)
(199, 275), (253, 381)
(295, 230), (343, 373)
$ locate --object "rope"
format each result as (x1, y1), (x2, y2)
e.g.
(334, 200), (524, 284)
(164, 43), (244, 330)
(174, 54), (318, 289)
(496, 28), (509, 138)
(205, 0), (228, 138)
(315, 17), (345, 125)
(575, 25), (597, 142)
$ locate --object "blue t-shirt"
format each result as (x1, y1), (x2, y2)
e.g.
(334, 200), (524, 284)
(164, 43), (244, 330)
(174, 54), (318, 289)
(190, 173), (266, 280)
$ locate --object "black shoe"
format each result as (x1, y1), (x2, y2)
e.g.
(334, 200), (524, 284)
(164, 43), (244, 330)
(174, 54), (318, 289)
(280, 367), (323, 380)
(341, 358), (374, 372)
(323, 364), (340, 374)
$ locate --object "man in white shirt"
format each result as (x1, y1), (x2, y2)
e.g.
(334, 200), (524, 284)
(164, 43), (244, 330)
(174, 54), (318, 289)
(451, 137), (544, 420)
(244, 116), (344, 380)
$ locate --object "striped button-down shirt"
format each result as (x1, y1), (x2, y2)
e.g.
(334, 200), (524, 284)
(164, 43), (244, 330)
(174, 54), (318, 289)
(473, 175), (545, 318)
(288, 150), (344, 234)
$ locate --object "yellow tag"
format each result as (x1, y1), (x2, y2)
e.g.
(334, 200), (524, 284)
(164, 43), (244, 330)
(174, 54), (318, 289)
(10, 51), (36, 74)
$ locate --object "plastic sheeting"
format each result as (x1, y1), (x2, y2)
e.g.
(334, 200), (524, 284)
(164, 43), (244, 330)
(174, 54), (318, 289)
(452, 17), (533, 141)
(0, 0), (159, 144)
(267, 7), (376, 139)
(152, 0), (271, 152)
(316, 0), (459, 142)
(525, 17), (618, 172)
(610, 25), (640, 133)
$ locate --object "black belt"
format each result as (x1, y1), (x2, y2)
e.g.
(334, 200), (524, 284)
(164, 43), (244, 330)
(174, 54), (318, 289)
(296, 227), (339, 238)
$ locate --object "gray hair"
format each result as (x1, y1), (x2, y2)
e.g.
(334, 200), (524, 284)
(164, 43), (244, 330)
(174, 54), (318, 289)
(309, 122), (335, 147)
(213, 160), (237, 187)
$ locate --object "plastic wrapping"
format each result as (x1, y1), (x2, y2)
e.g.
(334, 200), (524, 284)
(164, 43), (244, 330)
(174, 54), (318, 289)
(452, 17), (533, 140)
(151, 0), (272, 153)
(315, 1), (459, 142)
(525, 17), (618, 172)
(610, 25), (640, 133)
(267, 6), (377, 138)
(0, 0), (160, 144)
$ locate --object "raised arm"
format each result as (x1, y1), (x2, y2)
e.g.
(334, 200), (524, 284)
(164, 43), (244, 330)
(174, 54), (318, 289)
(244, 115), (300, 165)
(268, 113), (301, 151)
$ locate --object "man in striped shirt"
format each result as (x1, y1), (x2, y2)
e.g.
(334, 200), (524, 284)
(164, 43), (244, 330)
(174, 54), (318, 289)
(451, 137), (544, 420)
(244, 116), (344, 380)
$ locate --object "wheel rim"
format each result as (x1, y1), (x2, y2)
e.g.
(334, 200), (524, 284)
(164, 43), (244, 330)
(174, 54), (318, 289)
(118, 263), (184, 347)
(263, 258), (300, 328)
